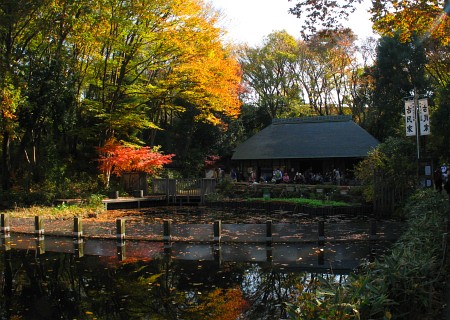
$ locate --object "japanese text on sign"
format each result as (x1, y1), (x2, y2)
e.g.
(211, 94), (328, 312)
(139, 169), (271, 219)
(419, 98), (430, 135)
(404, 98), (430, 136)
(404, 99), (416, 136)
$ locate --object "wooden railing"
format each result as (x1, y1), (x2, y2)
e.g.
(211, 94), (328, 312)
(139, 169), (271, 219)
(1, 214), (404, 244)
(152, 178), (217, 204)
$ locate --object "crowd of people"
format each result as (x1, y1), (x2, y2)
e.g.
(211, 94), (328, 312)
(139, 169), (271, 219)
(211, 165), (450, 203)
(250, 168), (346, 186)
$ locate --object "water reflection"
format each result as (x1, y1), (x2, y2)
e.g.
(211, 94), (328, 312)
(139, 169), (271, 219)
(0, 235), (389, 319)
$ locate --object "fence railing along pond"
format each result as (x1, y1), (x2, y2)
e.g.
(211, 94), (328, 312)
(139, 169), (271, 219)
(150, 179), (364, 205)
(0, 213), (403, 244)
(152, 178), (217, 204)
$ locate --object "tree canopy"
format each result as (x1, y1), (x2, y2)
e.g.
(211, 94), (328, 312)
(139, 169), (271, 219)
(287, 0), (450, 163)
(288, 0), (363, 38)
(0, 0), (242, 191)
(1, 0), (450, 197)
(371, 0), (450, 46)
(239, 29), (367, 131)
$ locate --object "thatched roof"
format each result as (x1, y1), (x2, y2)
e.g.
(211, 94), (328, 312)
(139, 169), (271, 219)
(232, 116), (379, 160)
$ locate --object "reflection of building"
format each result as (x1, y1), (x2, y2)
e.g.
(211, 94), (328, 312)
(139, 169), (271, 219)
(231, 116), (379, 182)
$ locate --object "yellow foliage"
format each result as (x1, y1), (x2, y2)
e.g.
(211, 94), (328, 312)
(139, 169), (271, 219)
(372, 1), (450, 46)
(192, 287), (250, 320)
(1, 86), (20, 121)
(162, 0), (243, 125)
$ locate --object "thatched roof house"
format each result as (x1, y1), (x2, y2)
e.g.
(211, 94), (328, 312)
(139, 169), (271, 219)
(231, 115), (379, 182)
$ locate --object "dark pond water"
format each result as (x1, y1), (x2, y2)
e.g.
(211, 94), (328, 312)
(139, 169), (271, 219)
(0, 234), (392, 320)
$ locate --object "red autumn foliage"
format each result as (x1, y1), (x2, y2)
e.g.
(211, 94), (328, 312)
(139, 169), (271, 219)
(204, 155), (221, 169)
(97, 139), (174, 182)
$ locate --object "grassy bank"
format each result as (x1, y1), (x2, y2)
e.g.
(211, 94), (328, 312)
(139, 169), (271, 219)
(1, 194), (105, 219)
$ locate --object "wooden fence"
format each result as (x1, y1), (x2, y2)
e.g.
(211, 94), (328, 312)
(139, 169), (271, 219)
(152, 178), (217, 204)
(0, 214), (404, 244)
(373, 170), (407, 217)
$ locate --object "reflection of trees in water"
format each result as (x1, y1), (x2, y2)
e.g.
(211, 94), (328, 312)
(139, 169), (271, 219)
(240, 265), (349, 319)
(0, 250), (349, 319)
(1, 250), (13, 319)
(241, 264), (305, 319)
(0, 250), (89, 319)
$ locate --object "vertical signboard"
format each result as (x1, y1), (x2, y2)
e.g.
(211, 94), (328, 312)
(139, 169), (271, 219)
(419, 98), (430, 135)
(404, 99), (416, 136)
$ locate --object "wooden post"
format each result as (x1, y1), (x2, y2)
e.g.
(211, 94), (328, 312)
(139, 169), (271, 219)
(164, 219), (172, 253)
(36, 236), (45, 255)
(73, 217), (83, 239)
(116, 218), (126, 260)
(73, 239), (84, 258)
(164, 243), (172, 255)
(1, 214), (11, 251)
(165, 178), (170, 205)
(213, 244), (222, 266)
(35, 216), (44, 236)
(318, 219), (325, 245)
(116, 218), (126, 240)
(1, 213), (10, 233)
(108, 191), (119, 199)
(163, 220), (171, 242)
(266, 245), (273, 262)
(133, 189), (144, 198)
(266, 220), (273, 244)
(117, 239), (126, 261)
(1, 234), (11, 250)
(318, 248), (324, 265)
(200, 179), (205, 205)
(214, 220), (221, 244)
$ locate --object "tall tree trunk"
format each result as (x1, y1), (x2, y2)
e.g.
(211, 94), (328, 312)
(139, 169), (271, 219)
(1, 130), (11, 190)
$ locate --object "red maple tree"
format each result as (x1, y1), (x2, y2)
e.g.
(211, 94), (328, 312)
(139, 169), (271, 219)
(204, 155), (221, 169)
(97, 139), (174, 188)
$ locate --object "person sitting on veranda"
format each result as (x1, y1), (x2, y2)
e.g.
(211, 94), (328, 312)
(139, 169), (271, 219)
(249, 170), (257, 183)
(282, 172), (290, 183)
(230, 169), (237, 181)
(294, 172), (305, 184)
(273, 168), (283, 184)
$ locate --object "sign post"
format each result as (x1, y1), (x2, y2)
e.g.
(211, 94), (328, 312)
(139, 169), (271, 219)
(404, 90), (430, 186)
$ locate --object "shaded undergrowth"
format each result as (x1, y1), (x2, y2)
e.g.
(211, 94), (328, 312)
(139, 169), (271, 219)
(287, 189), (450, 320)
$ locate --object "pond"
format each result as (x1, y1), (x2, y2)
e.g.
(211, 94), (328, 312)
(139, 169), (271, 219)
(0, 206), (405, 319)
(0, 233), (393, 320)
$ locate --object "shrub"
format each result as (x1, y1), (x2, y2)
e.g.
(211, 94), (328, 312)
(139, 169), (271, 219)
(215, 178), (235, 198)
(355, 137), (416, 204)
(287, 188), (449, 320)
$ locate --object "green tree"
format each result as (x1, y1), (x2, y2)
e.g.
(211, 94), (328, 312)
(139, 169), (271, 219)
(355, 136), (417, 206)
(366, 34), (429, 141)
(17, 0), (90, 188)
(369, 0), (450, 164)
(240, 31), (303, 127)
(0, 0), (242, 193)
(155, 99), (244, 177)
(428, 81), (450, 162)
(296, 28), (360, 116)
(0, 0), (50, 189)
